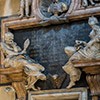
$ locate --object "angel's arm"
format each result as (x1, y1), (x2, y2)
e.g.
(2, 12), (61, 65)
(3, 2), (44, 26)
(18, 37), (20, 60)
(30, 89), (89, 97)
(1, 42), (23, 56)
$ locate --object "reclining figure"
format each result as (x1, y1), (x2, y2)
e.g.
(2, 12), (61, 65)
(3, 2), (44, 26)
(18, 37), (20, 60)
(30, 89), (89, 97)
(63, 16), (100, 89)
(0, 32), (46, 90)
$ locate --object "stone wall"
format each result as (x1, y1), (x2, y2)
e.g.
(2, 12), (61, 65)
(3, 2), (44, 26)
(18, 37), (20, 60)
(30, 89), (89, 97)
(0, 0), (20, 17)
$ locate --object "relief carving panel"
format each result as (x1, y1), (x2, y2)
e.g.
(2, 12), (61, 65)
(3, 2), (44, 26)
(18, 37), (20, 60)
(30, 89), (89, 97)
(0, 0), (100, 99)
(12, 20), (91, 75)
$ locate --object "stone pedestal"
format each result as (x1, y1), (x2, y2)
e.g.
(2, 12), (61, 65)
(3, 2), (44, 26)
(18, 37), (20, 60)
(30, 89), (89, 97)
(73, 60), (100, 100)
(0, 67), (26, 100)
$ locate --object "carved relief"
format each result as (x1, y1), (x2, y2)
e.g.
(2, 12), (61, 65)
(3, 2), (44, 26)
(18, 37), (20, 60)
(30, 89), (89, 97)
(18, 0), (100, 23)
(48, 0), (68, 16)
(1, 0), (100, 22)
(0, 0), (100, 99)
(40, 0), (70, 17)
(1, 0), (100, 29)
(19, 0), (34, 18)
(39, 0), (69, 25)
(63, 16), (100, 89)
(82, 0), (100, 7)
(0, 32), (46, 99)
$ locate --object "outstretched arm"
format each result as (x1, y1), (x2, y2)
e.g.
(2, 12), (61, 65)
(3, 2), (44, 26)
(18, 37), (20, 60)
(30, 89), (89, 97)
(86, 35), (100, 48)
(1, 42), (24, 56)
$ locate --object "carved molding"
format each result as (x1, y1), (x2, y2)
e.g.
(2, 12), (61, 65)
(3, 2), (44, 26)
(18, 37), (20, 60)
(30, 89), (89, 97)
(28, 88), (87, 100)
(0, 0), (100, 77)
(32, 0), (100, 21)
(1, 0), (100, 37)
(66, 0), (100, 19)
(31, 0), (47, 20)
(33, 0), (100, 20)
(72, 60), (100, 100)
(0, 1), (100, 100)
(86, 74), (100, 96)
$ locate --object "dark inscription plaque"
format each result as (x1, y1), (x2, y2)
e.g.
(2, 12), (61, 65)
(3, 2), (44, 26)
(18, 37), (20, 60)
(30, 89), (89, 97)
(12, 20), (91, 75)
(10, 19), (94, 90)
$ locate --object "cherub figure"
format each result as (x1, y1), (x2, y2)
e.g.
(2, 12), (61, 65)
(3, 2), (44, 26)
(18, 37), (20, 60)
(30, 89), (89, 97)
(63, 16), (100, 89)
(19, 0), (34, 18)
(0, 32), (46, 90)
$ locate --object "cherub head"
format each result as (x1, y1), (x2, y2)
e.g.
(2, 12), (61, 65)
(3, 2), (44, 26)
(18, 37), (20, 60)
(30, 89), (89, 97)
(88, 16), (99, 26)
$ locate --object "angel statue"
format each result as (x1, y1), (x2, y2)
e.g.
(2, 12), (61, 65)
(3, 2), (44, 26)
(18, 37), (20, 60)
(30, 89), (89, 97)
(0, 32), (46, 90)
(63, 16), (100, 89)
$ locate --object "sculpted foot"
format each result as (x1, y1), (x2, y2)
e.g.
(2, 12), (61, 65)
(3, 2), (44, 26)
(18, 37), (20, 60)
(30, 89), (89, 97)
(31, 86), (38, 91)
(26, 14), (30, 18)
(66, 82), (75, 89)
(26, 85), (38, 91)
(91, 2), (95, 6)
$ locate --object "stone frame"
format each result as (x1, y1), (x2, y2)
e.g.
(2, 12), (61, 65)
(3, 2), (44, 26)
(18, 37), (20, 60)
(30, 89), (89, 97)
(0, 1), (100, 99)
(65, 0), (100, 20)
(28, 88), (87, 100)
